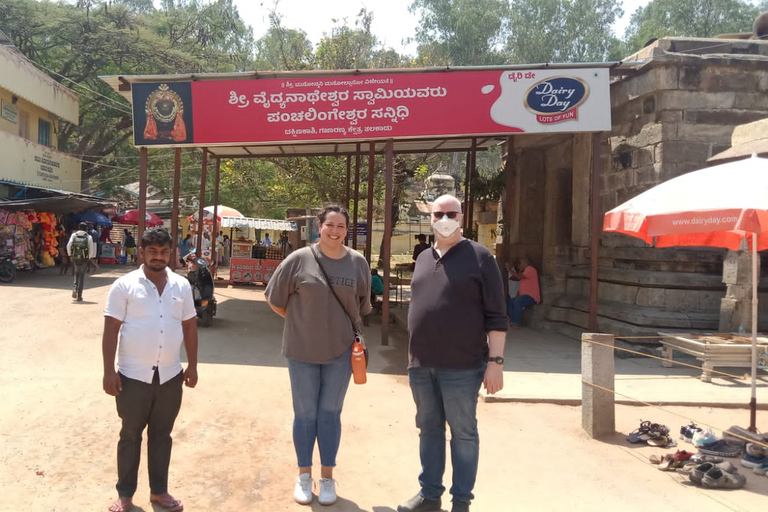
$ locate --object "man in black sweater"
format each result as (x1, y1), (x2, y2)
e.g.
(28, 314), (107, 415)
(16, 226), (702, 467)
(398, 195), (508, 512)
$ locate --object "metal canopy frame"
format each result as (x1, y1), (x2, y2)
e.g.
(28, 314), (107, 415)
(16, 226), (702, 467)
(101, 63), (636, 343)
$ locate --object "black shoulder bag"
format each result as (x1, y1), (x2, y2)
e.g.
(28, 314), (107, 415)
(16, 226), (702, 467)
(310, 245), (369, 367)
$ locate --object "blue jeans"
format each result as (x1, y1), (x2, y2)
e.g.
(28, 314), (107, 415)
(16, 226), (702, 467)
(507, 294), (536, 326)
(408, 364), (486, 504)
(288, 345), (352, 468)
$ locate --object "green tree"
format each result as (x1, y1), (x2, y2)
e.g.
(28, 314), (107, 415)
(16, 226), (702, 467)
(506, 0), (623, 63)
(254, 11), (314, 70)
(625, 0), (762, 52)
(410, 0), (510, 65)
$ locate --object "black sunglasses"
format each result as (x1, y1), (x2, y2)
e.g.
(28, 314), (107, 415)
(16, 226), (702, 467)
(432, 211), (460, 219)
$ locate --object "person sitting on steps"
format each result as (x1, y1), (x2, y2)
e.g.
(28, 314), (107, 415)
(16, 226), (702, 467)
(505, 256), (540, 328)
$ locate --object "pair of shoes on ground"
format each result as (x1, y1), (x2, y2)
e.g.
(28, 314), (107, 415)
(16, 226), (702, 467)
(109, 493), (183, 512)
(742, 442), (768, 476)
(698, 439), (743, 458)
(396, 492), (470, 512)
(683, 461), (746, 489)
(679, 423), (703, 444)
(627, 420), (675, 447)
(294, 473), (336, 505)
(649, 450), (694, 470)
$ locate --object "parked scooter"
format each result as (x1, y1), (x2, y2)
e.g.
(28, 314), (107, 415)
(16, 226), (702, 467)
(184, 254), (217, 327)
(0, 252), (15, 283)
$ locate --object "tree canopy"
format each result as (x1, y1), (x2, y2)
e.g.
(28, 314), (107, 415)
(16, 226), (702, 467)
(1, 0), (767, 219)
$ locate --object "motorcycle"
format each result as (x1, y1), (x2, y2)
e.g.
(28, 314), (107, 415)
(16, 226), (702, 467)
(184, 255), (217, 327)
(0, 252), (16, 283)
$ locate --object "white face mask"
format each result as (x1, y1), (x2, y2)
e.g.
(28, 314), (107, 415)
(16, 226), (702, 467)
(431, 215), (461, 238)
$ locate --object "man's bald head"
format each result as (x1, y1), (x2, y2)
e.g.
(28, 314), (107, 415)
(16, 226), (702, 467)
(432, 194), (462, 214)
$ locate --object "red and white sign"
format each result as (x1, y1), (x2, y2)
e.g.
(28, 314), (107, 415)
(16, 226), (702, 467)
(230, 258), (281, 284)
(132, 68), (611, 147)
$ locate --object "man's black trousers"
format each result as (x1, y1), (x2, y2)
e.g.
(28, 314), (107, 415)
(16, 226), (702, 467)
(115, 370), (183, 497)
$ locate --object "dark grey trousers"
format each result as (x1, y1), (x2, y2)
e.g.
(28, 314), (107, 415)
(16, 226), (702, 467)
(73, 260), (88, 299)
(115, 370), (183, 497)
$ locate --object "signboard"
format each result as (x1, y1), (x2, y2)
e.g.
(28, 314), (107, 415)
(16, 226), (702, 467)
(131, 69), (611, 147)
(1, 99), (18, 123)
(0, 131), (81, 192)
(346, 222), (367, 247)
(230, 258), (282, 284)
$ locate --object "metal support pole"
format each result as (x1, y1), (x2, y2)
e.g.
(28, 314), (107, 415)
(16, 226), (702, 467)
(463, 151), (471, 230)
(365, 142), (376, 264)
(503, 136), (515, 266)
(381, 140), (394, 346)
(170, 148), (181, 270)
(353, 143), (361, 249)
(212, 158), (221, 268)
(138, 147), (148, 265)
(750, 231), (758, 432)
(467, 138), (477, 238)
(589, 133), (602, 332)
(196, 149), (208, 257)
(345, 155), (352, 213)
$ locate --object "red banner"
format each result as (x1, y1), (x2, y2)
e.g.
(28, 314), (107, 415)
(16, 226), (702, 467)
(131, 68), (611, 147)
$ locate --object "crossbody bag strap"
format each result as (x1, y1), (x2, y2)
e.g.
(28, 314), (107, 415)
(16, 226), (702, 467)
(311, 245), (359, 335)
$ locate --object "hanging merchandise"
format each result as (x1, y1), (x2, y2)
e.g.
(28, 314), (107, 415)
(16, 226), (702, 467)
(0, 208), (61, 269)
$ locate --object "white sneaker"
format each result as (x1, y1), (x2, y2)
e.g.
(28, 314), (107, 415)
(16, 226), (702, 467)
(294, 473), (313, 505)
(318, 478), (337, 505)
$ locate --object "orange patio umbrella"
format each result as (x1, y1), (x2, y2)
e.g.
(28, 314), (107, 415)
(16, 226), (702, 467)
(604, 154), (768, 431)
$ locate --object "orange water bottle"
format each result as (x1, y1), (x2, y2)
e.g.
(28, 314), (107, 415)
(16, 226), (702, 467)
(351, 336), (367, 385)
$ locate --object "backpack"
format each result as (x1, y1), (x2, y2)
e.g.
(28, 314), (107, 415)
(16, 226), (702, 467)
(71, 232), (89, 261)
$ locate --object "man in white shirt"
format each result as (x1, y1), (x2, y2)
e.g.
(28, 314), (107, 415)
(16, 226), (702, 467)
(102, 227), (198, 512)
(66, 222), (96, 301)
(262, 232), (272, 247)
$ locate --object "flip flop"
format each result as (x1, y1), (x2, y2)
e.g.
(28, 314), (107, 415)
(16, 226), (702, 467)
(150, 495), (183, 512)
(108, 498), (133, 512)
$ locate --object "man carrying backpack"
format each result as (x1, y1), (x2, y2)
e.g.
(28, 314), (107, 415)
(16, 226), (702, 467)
(67, 222), (96, 301)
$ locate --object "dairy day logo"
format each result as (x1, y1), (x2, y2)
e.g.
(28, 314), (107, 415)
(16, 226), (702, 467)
(524, 76), (589, 124)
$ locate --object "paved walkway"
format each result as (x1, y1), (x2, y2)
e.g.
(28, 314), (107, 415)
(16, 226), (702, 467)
(386, 301), (768, 409)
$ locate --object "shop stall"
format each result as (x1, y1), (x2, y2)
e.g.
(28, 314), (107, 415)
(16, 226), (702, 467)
(222, 216), (298, 284)
(0, 208), (61, 269)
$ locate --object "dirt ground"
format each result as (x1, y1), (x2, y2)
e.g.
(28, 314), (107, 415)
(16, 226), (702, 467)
(1, 267), (767, 512)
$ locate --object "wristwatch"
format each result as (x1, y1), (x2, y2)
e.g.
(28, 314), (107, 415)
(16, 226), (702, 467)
(489, 356), (504, 365)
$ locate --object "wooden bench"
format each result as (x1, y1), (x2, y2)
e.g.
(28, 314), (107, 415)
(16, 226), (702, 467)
(657, 332), (768, 382)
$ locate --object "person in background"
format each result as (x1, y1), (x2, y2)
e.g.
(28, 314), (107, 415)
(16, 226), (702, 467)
(262, 232), (273, 247)
(179, 234), (191, 265)
(506, 256), (540, 328)
(88, 224), (101, 270)
(265, 205), (371, 507)
(102, 227), (198, 512)
(397, 195), (507, 512)
(67, 222), (96, 301)
(58, 224), (73, 276)
(124, 229), (137, 265)
(370, 268), (384, 305)
(221, 235), (230, 265)
(412, 234), (430, 263)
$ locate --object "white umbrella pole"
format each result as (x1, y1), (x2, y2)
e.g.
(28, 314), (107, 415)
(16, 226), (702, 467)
(751, 232), (758, 432)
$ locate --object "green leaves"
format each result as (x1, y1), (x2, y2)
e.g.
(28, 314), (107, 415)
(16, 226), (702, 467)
(625, 0), (762, 53)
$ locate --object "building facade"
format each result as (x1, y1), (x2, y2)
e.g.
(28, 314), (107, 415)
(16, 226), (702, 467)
(0, 33), (80, 195)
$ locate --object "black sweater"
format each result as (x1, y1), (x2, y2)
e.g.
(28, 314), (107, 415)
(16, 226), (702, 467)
(407, 239), (508, 369)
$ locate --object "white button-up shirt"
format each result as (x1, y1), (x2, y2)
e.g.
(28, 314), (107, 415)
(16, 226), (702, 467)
(104, 266), (196, 384)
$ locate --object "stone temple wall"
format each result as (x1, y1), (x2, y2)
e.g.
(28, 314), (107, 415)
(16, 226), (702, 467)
(504, 38), (768, 338)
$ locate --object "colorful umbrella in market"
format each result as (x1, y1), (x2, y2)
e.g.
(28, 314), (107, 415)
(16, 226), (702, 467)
(187, 205), (245, 223)
(603, 154), (768, 430)
(112, 209), (164, 227)
(73, 210), (113, 227)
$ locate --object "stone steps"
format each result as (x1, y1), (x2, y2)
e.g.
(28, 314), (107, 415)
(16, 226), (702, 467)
(544, 294), (721, 336)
